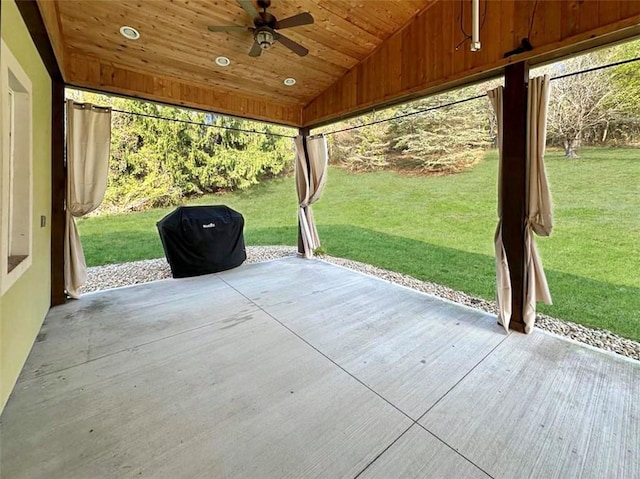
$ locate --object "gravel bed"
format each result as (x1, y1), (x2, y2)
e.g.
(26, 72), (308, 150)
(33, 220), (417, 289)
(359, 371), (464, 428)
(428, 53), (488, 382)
(84, 246), (639, 361)
(83, 246), (296, 293)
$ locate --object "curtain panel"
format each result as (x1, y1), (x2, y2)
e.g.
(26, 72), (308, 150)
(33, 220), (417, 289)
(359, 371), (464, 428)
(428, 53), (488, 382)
(488, 75), (553, 333)
(487, 87), (512, 331)
(64, 100), (111, 298)
(524, 75), (553, 329)
(294, 134), (328, 258)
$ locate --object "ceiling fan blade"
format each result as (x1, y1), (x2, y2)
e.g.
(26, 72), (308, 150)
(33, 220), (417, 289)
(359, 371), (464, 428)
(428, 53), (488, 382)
(208, 25), (249, 32)
(237, 0), (259, 20)
(274, 33), (309, 57)
(248, 41), (263, 57)
(275, 12), (314, 29)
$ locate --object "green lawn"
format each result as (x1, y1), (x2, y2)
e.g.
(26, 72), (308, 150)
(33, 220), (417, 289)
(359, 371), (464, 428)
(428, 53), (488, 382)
(79, 147), (640, 340)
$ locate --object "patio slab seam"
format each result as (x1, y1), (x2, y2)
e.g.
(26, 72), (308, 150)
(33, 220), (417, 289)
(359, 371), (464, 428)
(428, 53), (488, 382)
(219, 274), (415, 422)
(348, 331), (508, 479)
(413, 422), (496, 478)
(415, 330), (640, 479)
(219, 274), (500, 479)
(414, 334), (511, 423)
(352, 424), (414, 479)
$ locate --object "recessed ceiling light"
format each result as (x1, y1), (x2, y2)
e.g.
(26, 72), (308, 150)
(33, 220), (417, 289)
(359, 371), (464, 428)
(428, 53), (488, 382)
(215, 56), (231, 67)
(283, 78), (296, 86)
(119, 26), (140, 40)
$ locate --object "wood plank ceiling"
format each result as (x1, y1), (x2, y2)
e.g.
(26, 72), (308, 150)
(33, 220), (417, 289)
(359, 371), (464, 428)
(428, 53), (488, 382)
(36, 0), (640, 127)
(43, 0), (434, 120)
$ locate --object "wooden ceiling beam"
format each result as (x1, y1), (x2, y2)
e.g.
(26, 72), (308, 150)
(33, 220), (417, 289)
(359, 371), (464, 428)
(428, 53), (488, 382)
(63, 44), (324, 106)
(34, 0), (65, 80)
(66, 53), (303, 126)
(302, 0), (640, 128)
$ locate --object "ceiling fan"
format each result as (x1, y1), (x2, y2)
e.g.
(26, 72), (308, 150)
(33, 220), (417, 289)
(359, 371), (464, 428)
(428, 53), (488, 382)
(208, 0), (314, 57)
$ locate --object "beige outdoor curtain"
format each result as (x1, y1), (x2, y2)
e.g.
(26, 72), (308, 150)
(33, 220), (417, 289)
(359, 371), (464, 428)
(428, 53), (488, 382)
(487, 87), (512, 331)
(64, 100), (112, 298)
(488, 75), (553, 333)
(524, 75), (553, 329)
(295, 134), (328, 258)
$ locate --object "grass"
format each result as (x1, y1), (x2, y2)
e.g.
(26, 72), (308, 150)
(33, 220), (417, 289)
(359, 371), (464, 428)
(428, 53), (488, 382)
(78, 147), (640, 341)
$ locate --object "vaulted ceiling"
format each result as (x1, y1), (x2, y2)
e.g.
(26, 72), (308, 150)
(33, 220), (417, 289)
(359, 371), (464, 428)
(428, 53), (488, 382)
(57, 1), (433, 106)
(36, 0), (640, 127)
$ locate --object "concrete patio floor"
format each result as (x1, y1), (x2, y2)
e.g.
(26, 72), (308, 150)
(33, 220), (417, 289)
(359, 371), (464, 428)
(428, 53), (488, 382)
(1, 257), (638, 478)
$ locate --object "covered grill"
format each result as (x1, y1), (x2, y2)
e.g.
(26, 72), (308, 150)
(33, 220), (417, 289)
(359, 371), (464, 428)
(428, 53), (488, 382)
(157, 205), (246, 278)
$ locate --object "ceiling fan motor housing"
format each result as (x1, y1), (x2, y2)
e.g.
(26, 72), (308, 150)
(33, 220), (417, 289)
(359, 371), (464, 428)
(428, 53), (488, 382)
(255, 28), (275, 49)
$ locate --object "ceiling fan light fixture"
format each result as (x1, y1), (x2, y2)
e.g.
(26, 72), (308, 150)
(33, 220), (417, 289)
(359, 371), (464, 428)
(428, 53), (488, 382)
(215, 56), (231, 67)
(207, 2), (313, 58)
(119, 26), (140, 40)
(283, 77), (296, 86)
(255, 29), (275, 50)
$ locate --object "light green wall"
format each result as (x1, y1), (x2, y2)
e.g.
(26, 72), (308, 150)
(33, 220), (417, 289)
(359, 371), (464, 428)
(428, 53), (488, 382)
(1, 0), (52, 412)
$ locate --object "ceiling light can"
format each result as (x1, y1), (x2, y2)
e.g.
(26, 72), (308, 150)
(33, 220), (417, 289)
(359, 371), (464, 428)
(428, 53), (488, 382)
(283, 78), (296, 86)
(119, 26), (140, 40)
(215, 56), (231, 67)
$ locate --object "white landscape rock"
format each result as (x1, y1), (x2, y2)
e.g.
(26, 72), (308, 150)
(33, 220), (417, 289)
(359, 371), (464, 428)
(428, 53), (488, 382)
(84, 246), (640, 361)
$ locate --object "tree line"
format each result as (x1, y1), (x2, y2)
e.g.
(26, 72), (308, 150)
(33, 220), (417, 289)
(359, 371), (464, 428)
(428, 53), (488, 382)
(69, 40), (638, 213)
(327, 39), (640, 170)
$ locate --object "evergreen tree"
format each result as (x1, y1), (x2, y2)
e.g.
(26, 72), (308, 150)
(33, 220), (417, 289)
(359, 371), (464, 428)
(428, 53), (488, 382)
(66, 90), (294, 212)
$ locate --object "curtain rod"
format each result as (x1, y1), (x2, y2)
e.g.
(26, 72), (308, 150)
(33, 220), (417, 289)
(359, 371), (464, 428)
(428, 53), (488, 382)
(67, 100), (111, 111)
(550, 55), (640, 81)
(321, 55), (640, 136)
(63, 102), (297, 138)
(112, 108), (298, 138)
(321, 95), (485, 136)
(111, 108), (297, 138)
(64, 55), (639, 138)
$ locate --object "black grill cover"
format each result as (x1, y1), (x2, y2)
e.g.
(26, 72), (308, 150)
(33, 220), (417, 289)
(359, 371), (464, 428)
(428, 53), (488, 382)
(157, 205), (246, 278)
